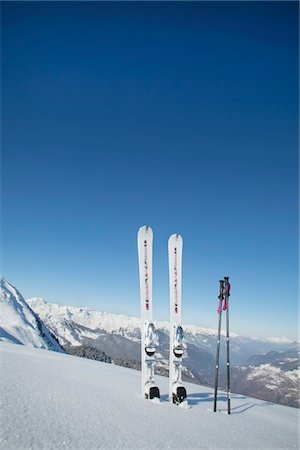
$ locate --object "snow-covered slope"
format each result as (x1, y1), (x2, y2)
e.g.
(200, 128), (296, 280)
(0, 278), (63, 352)
(0, 342), (298, 449)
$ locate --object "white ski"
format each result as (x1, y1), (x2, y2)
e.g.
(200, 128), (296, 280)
(137, 225), (160, 400)
(168, 233), (187, 404)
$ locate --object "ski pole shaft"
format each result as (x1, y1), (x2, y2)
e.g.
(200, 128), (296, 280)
(224, 276), (231, 414)
(226, 299), (231, 414)
(213, 280), (224, 413)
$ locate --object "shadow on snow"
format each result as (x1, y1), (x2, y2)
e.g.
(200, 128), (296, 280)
(185, 392), (273, 414)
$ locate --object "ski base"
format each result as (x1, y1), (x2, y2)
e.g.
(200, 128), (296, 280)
(145, 386), (160, 400)
(172, 386), (187, 405)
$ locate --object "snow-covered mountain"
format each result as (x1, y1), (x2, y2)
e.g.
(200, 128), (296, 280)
(27, 296), (296, 364)
(27, 296), (143, 345)
(1, 279), (298, 408)
(0, 342), (298, 449)
(0, 278), (63, 352)
(232, 349), (300, 408)
(26, 296), (299, 407)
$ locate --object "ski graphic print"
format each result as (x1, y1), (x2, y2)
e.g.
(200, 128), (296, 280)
(137, 225), (160, 400)
(168, 233), (187, 404)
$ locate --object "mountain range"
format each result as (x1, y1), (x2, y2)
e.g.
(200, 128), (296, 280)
(0, 277), (298, 408)
(232, 350), (299, 408)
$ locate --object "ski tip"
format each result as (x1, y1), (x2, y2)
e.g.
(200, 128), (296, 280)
(138, 225), (153, 236)
(168, 233), (183, 244)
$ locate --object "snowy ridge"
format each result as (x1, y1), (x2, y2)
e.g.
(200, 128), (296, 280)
(0, 278), (63, 352)
(1, 342), (299, 450)
(28, 297), (296, 344)
(246, 364), (299, 384)
(264, 337), (297, 345)
(28, 297), (144, 345)
(28, 297), (143, 332)
(250, 336), (296, 345)
(184, 323), (239, 338)
(27, 297), (297, 371)
(28, 297), (295, 345)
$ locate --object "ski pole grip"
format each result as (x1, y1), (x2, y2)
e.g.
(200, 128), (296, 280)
(217, 280), (224, 314)
(224, 277), (230, 296)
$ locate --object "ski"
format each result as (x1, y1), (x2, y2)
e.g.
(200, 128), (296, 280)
(137, 225), (160, 400)
(168, 233), (187, 404)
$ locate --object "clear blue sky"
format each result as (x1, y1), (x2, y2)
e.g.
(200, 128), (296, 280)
(1, 1), (299, 339)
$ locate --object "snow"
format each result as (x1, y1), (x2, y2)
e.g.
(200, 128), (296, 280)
(185, 324), (239, 338)
(266, 384), (278, 391)
(250, 336), (295, 345)
(26, 298), (297, 360)
(265, 337), (295, 345)
(0, 279), (62, 352)
(246, 364), (300, 384)
(0, 342), (299, 450)
(27, 297), (144, 341)
(247, 364), (282, 380)
(29, 297), (296, 351)
(285, 370), (300, 383)
(27, 298), (227, 338)
(26, 297), (243, 345)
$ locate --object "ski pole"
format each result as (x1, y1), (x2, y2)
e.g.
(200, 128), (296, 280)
(213, 279), (224, 413)
(223, 276), (231, 414)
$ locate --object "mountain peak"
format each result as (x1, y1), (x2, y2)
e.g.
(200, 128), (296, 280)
(0, 278), (63, 352)
(27, 297), (49, 308)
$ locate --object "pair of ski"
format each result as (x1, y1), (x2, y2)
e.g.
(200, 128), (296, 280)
(213, 277), (231, 414)
(137, 225), (187, 405)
